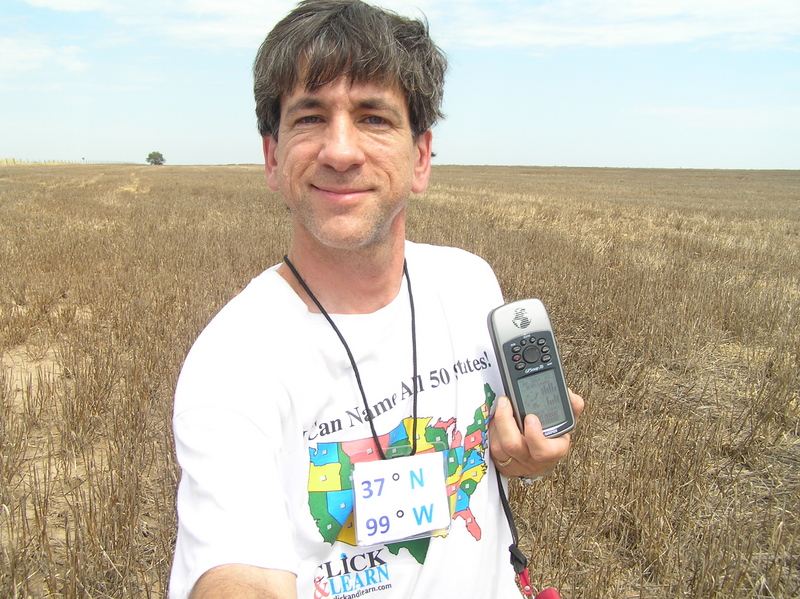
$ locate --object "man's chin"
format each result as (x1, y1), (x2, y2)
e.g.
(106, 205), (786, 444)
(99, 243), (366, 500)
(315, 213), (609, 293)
(309, 224), (398, 255)
(314, 233), (386, 253)
(292, 207), (406, 255)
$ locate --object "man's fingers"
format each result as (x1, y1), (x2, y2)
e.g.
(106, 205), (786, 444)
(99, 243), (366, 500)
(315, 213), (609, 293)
(490, 396), (524, 459)
(493, 396), (519, 433)
(523, 413), (543, 438)
(490, 389), (584, 478)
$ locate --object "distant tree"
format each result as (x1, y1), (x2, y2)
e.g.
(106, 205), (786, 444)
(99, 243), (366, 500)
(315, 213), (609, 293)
(147, 151), (165, 165)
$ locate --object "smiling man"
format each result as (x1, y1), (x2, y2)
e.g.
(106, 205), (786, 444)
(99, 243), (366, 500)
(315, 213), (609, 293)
(169, 2), (583, 598)
(264, 77), (430, 313)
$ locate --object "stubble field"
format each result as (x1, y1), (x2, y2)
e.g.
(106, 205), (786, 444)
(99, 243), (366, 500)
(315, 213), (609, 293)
(1, 163), (798, 598)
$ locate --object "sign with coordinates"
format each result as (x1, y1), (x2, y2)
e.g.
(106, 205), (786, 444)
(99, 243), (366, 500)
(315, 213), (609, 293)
(352, 451), (450, 546)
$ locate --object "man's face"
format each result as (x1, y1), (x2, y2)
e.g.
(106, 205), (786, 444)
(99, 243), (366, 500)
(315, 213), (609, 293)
(263, 77), (432, 254)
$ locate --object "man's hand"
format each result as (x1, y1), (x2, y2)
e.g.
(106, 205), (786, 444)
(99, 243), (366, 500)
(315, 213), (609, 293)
(489, 389), (584, 479)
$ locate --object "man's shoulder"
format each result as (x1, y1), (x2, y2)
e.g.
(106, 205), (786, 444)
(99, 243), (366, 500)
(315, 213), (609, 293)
(174, 265), (306, 414)
(406, 241), (494, 270)
(183, 265), (304, 361)
(405, 242), (503, 315)
(406, 241), (498, 284)
(205, 265), (299, 328)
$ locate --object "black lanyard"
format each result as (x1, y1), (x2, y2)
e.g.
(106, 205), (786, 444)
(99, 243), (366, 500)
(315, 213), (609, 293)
(283, 255), (419, 460)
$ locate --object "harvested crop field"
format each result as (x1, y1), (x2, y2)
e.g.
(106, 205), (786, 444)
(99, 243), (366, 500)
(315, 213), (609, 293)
(1, 164), (798, 598)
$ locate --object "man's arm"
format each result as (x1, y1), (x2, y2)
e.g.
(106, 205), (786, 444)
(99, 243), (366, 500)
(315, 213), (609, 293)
(171, 405), (299, 599)
(489, 389), (584, 478)
(190, 564), (297, 599)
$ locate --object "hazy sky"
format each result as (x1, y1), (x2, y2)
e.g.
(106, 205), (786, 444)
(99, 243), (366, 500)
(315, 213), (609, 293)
(2, 0), (799, 169)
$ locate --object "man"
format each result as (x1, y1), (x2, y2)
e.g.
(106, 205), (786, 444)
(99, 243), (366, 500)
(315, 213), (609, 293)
(170, 1), (583, 598)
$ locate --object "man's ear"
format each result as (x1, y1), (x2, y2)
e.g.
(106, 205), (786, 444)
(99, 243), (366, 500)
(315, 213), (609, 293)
(411, 129), (433, 194)
(263, 135), (280, 191)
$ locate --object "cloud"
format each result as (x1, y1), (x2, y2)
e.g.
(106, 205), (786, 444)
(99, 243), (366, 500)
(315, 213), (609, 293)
(0, 37), (88, 72)
(13, 0), (800, 50)
(16, 0), (298, 49)
(20, 0), (122, 10)
(423, 0), (800, 49)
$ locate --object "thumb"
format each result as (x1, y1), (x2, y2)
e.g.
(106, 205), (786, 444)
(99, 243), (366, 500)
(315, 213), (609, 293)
(524, 413), (543, 437)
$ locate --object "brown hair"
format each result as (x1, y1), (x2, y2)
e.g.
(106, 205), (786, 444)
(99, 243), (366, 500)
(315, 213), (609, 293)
(253, 0), (447, 140)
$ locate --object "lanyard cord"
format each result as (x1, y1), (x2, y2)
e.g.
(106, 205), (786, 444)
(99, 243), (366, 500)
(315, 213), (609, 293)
(496, 469), (533, 595)
(282, 255), (418, 460)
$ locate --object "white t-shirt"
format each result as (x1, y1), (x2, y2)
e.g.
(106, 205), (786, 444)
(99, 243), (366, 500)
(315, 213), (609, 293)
(170, 242), (521, 599)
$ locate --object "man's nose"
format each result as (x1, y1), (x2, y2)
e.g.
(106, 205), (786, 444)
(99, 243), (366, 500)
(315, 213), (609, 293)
(318, 117), (366, 171)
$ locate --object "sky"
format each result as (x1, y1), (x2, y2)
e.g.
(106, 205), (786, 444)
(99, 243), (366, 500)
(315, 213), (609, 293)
(1, 0), (799, 169)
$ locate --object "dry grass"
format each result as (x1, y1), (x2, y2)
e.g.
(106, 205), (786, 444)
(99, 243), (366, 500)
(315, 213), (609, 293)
(1, 164), (798, 598)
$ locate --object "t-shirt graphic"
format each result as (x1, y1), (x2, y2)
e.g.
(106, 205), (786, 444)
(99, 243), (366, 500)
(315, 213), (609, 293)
(307, 383), (497, 563)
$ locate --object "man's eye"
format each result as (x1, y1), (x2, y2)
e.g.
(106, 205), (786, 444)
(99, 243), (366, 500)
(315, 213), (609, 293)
(297, 115), (322, 125)
(363, 115), (388, 125)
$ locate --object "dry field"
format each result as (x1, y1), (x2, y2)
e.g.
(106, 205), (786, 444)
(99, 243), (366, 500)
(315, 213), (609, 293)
(1, 163), (798, 598)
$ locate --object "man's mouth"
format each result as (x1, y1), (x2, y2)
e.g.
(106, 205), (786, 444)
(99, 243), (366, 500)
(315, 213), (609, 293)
(311, 184), (372, 198)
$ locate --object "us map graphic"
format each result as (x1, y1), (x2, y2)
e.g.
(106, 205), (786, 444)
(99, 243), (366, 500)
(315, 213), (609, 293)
(307, 383), (497, 563)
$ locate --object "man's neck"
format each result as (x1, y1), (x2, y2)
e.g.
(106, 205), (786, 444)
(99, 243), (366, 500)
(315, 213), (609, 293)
(279, 237), (407, 315)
